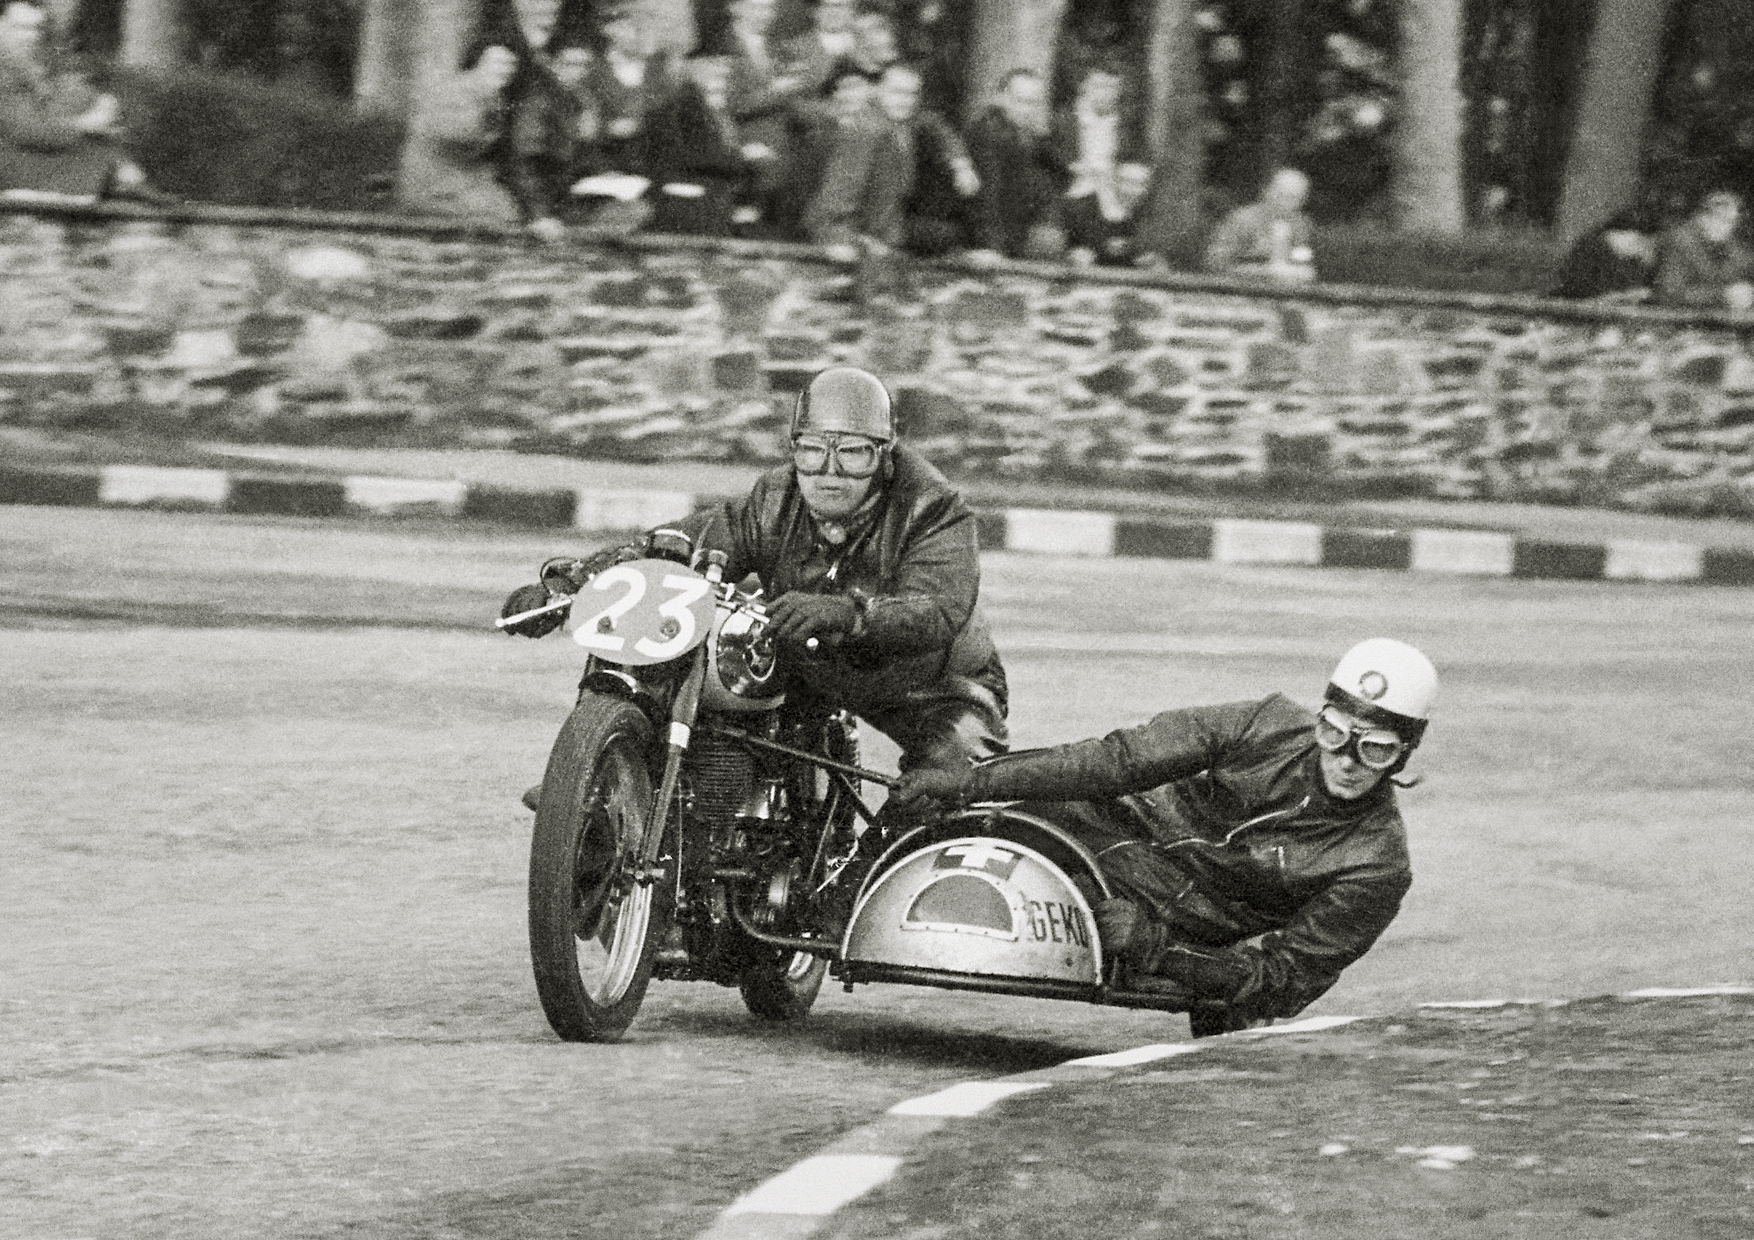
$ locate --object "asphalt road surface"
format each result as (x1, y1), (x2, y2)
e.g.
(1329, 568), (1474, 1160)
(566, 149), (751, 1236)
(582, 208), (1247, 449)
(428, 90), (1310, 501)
(4, 506), (1750, 1240)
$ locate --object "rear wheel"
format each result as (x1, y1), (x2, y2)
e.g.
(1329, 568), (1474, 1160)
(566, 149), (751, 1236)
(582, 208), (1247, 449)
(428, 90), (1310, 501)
(739, 950), (828, 1021)
(528, 695), (662, 1042)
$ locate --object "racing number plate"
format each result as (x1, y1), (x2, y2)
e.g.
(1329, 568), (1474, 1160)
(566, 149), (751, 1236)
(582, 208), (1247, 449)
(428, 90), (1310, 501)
(571, 559), (715, 665)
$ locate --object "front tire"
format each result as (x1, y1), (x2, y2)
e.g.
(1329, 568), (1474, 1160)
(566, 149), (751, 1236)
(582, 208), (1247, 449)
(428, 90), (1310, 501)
(739, 951), (828, 1021)
(528, 695), (662, 1042)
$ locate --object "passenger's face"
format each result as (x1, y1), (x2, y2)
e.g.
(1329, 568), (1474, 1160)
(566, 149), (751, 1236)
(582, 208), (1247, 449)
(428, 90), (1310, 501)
(1315, 705), (1395, 801)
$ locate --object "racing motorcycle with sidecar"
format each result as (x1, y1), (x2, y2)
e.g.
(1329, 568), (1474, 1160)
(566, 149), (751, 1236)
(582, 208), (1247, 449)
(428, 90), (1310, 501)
(501, 529), (1194, 1042)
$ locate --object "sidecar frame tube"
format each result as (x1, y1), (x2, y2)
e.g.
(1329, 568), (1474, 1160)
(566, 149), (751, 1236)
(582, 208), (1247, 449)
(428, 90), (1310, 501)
(834, 962), (1192, 1012)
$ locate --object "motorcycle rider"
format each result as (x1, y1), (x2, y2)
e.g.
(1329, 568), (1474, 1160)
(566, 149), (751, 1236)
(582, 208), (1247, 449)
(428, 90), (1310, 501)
(891, 638), (1437, 1037)
(501, 364), (1008, 779)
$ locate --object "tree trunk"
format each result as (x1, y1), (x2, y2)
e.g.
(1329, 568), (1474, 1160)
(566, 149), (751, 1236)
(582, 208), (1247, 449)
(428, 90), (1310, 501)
(395, 0), (468, 209)
(1141, 0), (1204, 266)
(962, 0), (1067, 123)
(357, 0), (419, 117)
(120, 0), (183, 67)
(1554, 0), (1674, 241)
(1251, 0), (1314, 187)
(1395, 0), (1467, 232)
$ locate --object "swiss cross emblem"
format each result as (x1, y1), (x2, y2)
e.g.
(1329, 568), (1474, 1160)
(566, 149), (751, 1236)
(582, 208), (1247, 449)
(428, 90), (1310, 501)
(934, 842), (1021, 880)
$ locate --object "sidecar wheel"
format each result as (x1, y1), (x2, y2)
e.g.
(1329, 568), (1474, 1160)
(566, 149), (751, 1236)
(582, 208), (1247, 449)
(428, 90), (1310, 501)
(529, 695), (661, 1042)
(739, 951), (827, 1022)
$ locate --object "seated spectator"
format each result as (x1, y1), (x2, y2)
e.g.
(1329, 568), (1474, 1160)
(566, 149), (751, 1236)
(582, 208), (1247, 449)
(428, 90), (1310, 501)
(643, 42), (769, 236)
(1054, 64), (1140, 226)
(398, 43), (523, 223)
(781, 64), (873, 241)
(1654, 189), (1754, 311)
(1065, 160), (1161, 268)
(505, 42), (590, 239)
(565, 7), (670, 230)
(0, 0), (167, 203)
(847, 7), (901, 79)
(776, 0), (858, 97)
(725, 0), (798, 232)
(1550, 208), (1657, 302)
(884, 62), (980, 257)
(966, 68), (1069, 261)
(1203, 166), (1316, 283)
(803, 61), (977, 260)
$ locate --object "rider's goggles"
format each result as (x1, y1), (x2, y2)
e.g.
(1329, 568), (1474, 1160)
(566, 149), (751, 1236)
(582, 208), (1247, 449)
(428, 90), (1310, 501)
(1313, 705), (1407, 771)
(792, 433), (883, 479)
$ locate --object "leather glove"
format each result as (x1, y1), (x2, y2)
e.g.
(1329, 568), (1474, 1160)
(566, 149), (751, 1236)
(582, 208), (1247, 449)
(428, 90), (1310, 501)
(540, 547), (622, 593)
(500, 583), (568, 638)
(768, 592), (858, 644)
(887, 765), (970, 813)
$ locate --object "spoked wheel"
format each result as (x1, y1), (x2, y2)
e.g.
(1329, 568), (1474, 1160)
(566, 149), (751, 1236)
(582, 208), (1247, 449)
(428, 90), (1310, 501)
(528, 695), (663, 1042)
(739, 950), (828, 1022)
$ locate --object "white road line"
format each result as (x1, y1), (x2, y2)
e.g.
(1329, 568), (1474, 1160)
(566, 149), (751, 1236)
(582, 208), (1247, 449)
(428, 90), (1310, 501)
(1063, 1043), (1205, 1067)
(887, 1080), (1053, 1117)
(1244, 1015), (1362, 1034)
(1621, 984), (1754, 997)
(722, 1154), (903, 1216)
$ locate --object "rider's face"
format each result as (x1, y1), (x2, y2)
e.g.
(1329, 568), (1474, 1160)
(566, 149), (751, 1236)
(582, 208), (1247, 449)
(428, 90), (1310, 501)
(796, 469), (873, 521)
(1317, 708), (1393, 801)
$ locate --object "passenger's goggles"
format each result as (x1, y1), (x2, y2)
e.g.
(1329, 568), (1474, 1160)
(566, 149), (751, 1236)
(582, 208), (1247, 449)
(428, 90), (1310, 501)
(792, 433), (883, 478)
(1313, 706), (1407, 771)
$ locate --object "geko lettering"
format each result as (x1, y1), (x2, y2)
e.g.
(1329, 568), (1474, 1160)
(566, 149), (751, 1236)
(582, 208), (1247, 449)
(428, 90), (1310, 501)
(1024, 898), (1090, 948)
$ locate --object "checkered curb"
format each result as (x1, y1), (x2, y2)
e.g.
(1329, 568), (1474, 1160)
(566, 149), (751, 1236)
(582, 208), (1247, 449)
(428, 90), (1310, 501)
(6, 463), (1754, 586)
(693, 985), (1753, 1238)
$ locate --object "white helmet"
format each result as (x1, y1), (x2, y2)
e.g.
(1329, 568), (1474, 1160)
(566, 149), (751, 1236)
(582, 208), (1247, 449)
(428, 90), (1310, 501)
(1324, 638), (1438, 745)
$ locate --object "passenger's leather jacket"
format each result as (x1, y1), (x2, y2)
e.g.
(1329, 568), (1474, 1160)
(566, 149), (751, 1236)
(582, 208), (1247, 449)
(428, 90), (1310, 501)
(676, 444), (1003, 711)
(962, 693), (1413, 1021)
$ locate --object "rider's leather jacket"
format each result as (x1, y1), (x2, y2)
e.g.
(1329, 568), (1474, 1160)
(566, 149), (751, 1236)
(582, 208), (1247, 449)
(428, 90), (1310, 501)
(960, 693), (1413, 1022)
(675, 443), (1004, 710)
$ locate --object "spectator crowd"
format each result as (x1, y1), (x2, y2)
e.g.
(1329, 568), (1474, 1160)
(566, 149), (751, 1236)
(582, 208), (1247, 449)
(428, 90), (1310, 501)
(414, 0), (1183, 274)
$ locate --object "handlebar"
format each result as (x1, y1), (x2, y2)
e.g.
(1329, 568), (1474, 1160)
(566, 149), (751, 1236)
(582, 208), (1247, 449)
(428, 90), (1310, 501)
(495, 589), (818, 651)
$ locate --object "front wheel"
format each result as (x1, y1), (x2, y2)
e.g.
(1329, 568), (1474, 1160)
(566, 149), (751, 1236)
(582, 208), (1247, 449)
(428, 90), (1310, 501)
(528, 694), (662, 1042)
(739, 951), (828, 1022)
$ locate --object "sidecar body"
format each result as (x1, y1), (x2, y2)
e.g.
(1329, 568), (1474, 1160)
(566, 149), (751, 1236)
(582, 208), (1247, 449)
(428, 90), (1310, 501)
(836, 807), (1191, 1012)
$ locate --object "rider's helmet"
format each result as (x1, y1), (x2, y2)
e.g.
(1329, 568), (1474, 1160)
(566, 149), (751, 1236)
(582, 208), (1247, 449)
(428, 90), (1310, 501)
(791, 366), (895, 442)
(1323, 638), (1438, 750)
